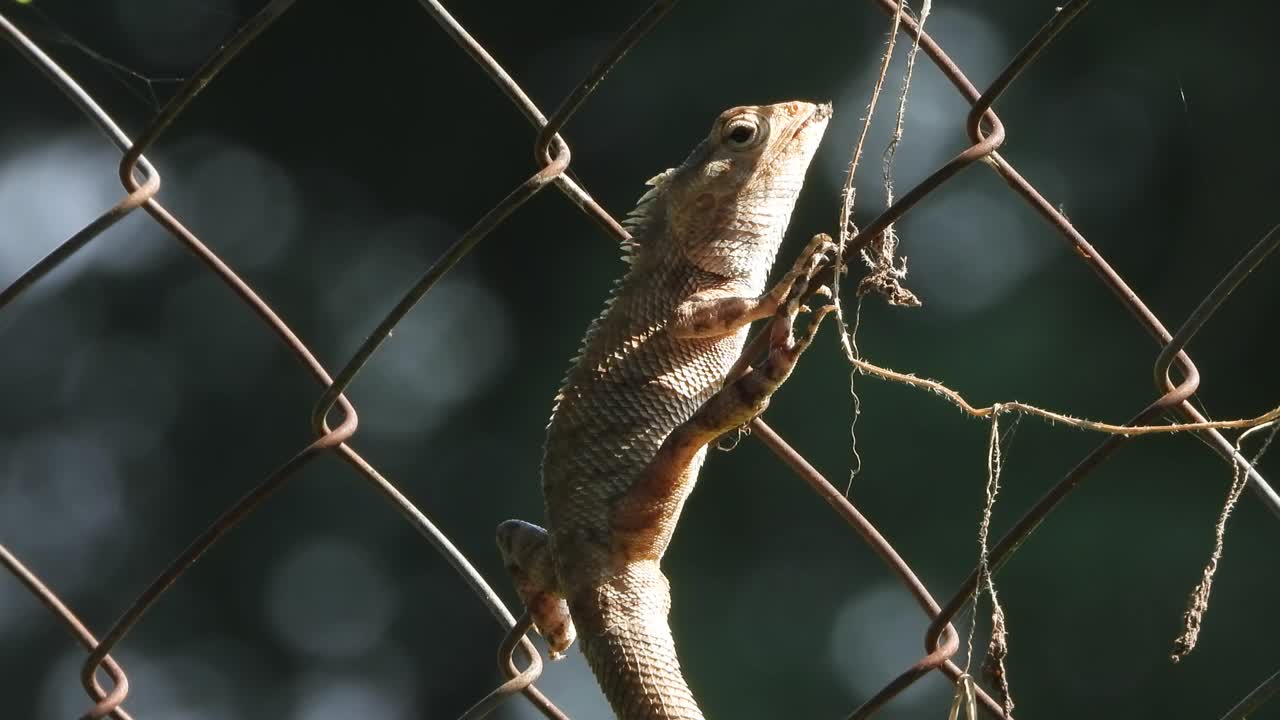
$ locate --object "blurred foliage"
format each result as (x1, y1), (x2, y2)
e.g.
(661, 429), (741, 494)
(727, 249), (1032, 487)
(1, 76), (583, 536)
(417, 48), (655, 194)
(1, 1), (1278, 719)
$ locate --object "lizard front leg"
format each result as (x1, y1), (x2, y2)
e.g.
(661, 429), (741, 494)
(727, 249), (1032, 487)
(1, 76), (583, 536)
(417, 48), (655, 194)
(669, 233), (837, 339)
(495, 519), (576, 659)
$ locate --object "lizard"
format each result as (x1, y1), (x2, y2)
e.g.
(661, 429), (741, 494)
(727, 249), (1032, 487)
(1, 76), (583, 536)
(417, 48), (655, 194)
(496, 100), (835, 719)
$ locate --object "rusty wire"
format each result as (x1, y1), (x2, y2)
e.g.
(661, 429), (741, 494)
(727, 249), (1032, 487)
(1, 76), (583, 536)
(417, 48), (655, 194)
(2, 1), (1278, 719)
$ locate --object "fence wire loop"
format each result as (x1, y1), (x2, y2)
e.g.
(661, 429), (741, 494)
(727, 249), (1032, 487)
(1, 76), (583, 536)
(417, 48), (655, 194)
(1, 0), (1277, 719)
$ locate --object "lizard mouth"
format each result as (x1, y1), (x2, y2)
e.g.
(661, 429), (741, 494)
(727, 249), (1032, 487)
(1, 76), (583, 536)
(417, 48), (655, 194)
(761, 101), (832, 170)
(808, 102), (834, 124)
(790, 101), (832, 138)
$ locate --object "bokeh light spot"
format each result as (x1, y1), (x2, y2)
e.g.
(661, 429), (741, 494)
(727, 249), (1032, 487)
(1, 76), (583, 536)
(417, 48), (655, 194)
(829, 582), (951, 713)
(266, 537), (396, 659)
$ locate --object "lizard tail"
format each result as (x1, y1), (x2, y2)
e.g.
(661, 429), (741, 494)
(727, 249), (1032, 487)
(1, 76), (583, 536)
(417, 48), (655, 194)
(572, 561), (705, 720)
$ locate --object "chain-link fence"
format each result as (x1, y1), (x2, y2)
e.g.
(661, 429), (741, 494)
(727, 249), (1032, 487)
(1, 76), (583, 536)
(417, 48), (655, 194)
(2, 1), (1278, 718)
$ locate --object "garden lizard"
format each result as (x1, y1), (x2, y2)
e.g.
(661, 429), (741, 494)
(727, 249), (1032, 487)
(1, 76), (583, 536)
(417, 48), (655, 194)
(497, 100), (834, 719)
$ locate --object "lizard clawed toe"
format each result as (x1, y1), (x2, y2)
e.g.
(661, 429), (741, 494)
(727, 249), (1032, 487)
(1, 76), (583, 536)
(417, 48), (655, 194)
(781, 234), (838, 308)
(761, 233), (838, 314)
(792, 303), (838, 356)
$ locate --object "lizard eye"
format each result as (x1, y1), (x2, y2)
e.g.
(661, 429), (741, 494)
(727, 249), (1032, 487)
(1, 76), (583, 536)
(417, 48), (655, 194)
(721, 115), (766, 150)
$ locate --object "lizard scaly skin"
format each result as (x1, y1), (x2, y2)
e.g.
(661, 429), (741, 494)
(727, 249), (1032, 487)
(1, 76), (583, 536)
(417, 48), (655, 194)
(498, 101), (832, 719)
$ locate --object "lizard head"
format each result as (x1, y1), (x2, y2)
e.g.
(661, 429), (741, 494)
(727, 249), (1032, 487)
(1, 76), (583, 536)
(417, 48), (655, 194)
(660, 100), (832, 285)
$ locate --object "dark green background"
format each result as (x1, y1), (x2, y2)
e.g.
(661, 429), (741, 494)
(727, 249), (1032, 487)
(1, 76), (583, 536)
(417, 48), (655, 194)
(1, 1), (1278, 718)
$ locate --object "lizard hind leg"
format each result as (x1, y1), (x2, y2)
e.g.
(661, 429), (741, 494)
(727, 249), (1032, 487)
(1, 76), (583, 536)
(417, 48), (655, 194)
(703, 234), (839, 435)
(698, 297), (836, 437)
(495, 519), (577, 659)
(612, 292), (838, 557)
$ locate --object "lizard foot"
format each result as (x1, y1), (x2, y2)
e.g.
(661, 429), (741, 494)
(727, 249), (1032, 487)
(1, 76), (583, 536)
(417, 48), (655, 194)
(496, 519), (577, 658)
(761, 232), (838, 313)
(762, 295), (836, 385)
